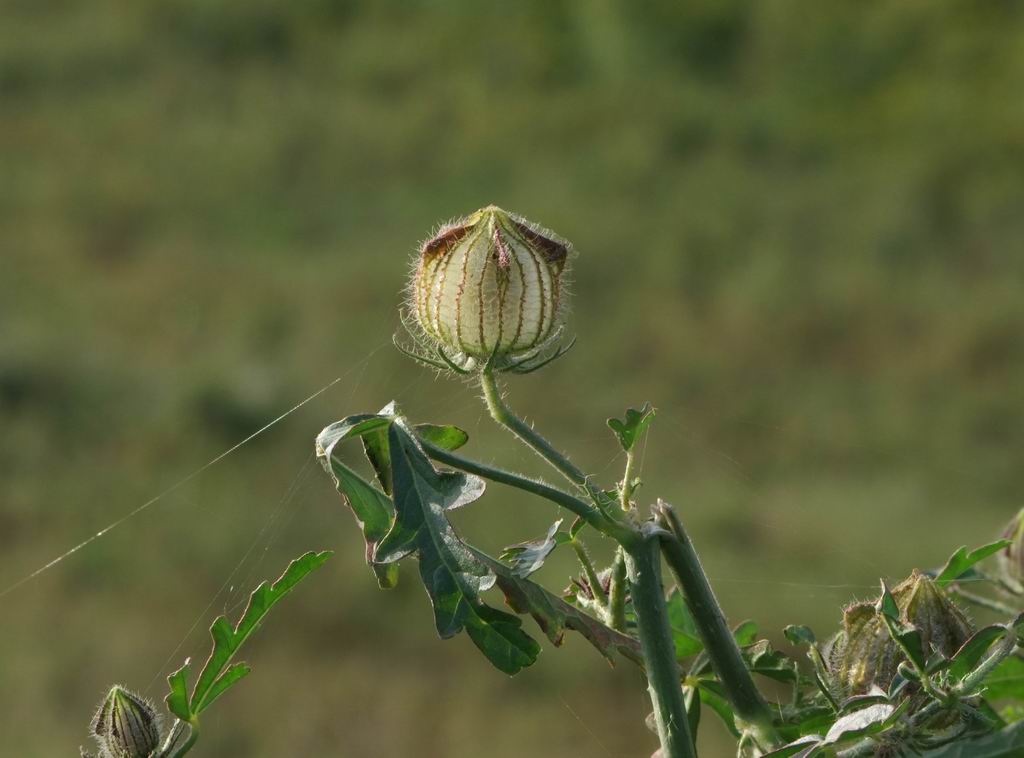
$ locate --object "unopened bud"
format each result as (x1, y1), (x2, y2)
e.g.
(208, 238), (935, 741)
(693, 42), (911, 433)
(90, 685), (161, 758)
(825, 570), (972, 696)
(998, 508), (1024, 592)
(409, 205), (571, 372)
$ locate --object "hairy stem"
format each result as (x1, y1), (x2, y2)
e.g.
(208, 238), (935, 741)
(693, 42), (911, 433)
(620, 449), (637, 512)
(655, 501), (780, 751)
(607, 547), (628, 632)
(163, 721), (198, 758)
(419, 437), (602, 524)
(479, 369), (610, 508)
(626, 531), (695, 758)
(571, 539), (608, 608)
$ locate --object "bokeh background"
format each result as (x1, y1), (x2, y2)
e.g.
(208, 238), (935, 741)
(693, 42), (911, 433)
(3, 2), (1024, 756)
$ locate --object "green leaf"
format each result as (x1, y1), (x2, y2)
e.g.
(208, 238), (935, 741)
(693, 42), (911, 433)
(821, 703), (894, 746)
(321, 455), (399, 589)
(316, 403), (399, 494)
(200, 662), (251, 712)
(947, 625), (1009, 683)
(936, 540), (1013, 588)
(666, 589), (704, 659)
(190, 551), (332, 715)
(606, 402), (655, 452)
(733, 620), (759, 647)
(784, 624), (816, 646)
(376, 419), (538, 675)
(984, 655), (1024, 701)
(743, 640), (799, 684)
(500, 520), (567, 578)
(919, 720), (1024, 757)
(477, 549), (644, 667)
(876, 580), (899, 621)
(414, 423), (469, 452)
(762, 736), (823, 757)
(165, 662), (193, 722)
(697, 680), (740, 738)
(881, 614), (927, 672)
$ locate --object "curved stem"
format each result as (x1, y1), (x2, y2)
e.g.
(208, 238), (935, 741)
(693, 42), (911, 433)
(163, 721), (198, 758)
(655, 501), (780, 751)
(571, 539), (608, 608)
(418, 437), (634, 541)
(626, 532), (695, 758)
(479, 370), (610, 508)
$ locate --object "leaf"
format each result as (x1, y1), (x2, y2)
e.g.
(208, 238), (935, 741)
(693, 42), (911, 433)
(761, 735), (822, 757)
(414, 423), (469, 452)
(733, 620), (759, 647)
(697, 680), (740, 738)
(822, 703), (894, 745)
(919, 720), (1024, 757)
(876, 580), (899, 621)
(165, 661), (193, 722)
(947, 625), (1009, 683)
(744, 640), (800, 684)
(607, 402), (655, 452)
(880, 614), (927, 672)
(666, 589), (704, 659)
(784, 625), (816, 646)
(316, 404), (398, 494)
(477, 549), (644, 666)
(376, 419), (538, 675)
(501, 520), (567, 578)
(189, 551), (332, 715)
(984, 655), (1024, 701)
(936, 540), (1013, 588)
(321, 455), (399, 588)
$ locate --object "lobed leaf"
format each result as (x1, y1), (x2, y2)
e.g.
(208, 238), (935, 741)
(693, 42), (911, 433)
(607, 403), (655, 452)
(935, 540), (1012, 588)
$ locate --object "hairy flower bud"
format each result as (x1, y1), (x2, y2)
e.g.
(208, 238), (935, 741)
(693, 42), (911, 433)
(824, 570), (972, 696)
(89, 685), (161, 758)
(998, 507), (1024, 592)
(405, 205), (572, 373)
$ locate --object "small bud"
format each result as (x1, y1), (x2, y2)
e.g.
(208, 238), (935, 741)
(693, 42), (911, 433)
(998, 507), (1024, 592)
(824, 570), (972, 696)
(90, 685), (161, 758)
(406, 205), (572, 373)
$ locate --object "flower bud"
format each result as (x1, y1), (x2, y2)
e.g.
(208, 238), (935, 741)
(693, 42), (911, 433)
(90, 685), (161, 758)
(997, 507), (1024, 592)
(409, 205), (571, 372)
(824, 570), (972, 696)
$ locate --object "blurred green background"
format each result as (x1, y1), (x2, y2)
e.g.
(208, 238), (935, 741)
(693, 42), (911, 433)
(3, 1), (1023, 756)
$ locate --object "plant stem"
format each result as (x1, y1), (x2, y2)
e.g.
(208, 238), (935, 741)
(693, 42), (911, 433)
(571, 539), (608, 608)
(949, 587), (1019, 616)
(956, 624), (1020, 695)
(607, 547), (628, 632)
(479, 369), (609, 508)
(626, 531), (695, 758)
(163, 721), (198, 758)
(418, 437), (605, 528)
(620, 449), (637, 512)
(655, 501), (780, 751)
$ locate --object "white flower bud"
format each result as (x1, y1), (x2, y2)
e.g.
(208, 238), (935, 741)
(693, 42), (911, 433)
(407, 205), (571, 372)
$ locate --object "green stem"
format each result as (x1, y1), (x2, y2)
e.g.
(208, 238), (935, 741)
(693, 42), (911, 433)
(163, 721), (198, 758)
(607, 547), (628, 632)
(620, 449), (637, 512)
(655, 501), (780, 751)
(949, 587), (1019, 616)
(419, 437), (603, 526)
(956, 624), (1019, 695)
(571, 539), (608, 608)
(479, 370), (609, 508)
(626, 532), (695, 758)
